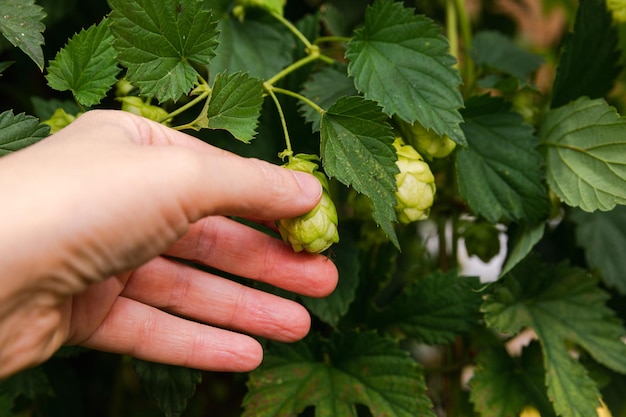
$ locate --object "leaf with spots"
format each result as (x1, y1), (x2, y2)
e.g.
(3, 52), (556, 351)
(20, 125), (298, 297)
(242, 332), (435, 417)
(0, 0), (45, 70)
(320, 96), (399, 247)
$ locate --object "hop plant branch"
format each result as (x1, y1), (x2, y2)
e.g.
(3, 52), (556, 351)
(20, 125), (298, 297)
(272, 86), (324, 114)
(265, 49), (324, 86)
(270, 9), (313, 50)
(447, 0), (476, 96)
(264, 83), (294, 161)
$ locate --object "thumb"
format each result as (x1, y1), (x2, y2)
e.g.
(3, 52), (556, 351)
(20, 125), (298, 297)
(179, 149), (324, 221)
(98, 110), (325, 222)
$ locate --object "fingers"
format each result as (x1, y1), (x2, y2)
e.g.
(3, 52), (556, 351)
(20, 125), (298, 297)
(120, 257), (312, 342)
(164, 216), (338, 297)
(75, 110), (324, 222)
(78, 296), (264, 372)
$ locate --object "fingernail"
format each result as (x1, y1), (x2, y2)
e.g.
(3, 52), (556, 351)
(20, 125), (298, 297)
(292, 171), (322, 202)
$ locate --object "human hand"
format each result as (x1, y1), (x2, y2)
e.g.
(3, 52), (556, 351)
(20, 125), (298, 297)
(0, 110), (338, 379)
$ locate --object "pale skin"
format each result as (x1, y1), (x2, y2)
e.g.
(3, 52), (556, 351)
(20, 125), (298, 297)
(0, 110), (338, 379)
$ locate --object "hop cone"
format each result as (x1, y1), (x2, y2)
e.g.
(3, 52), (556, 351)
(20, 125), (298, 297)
(396, 119), (456, 159)
(277, 156), (339, 253)
(393, 138), (436, 224)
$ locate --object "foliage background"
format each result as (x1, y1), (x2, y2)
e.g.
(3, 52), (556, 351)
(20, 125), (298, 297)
(3, 0), (626, 416)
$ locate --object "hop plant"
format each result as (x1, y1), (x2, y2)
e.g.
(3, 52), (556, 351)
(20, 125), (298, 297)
(42, 108), (78, 134)
(396, 118), (456, 159)
(393, 137), (436, 224)
(118, 96), (169, 124)
(276, 155), (339, 253)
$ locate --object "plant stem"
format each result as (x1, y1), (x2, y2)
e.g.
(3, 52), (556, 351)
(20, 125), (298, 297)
(454, 0), (475, 95)
(446, 0), (459, 69)
(271, 10), (312, 49)
(265, 83), (293, 161)
(315, 35), (351, 45)
(159, 89), (210, 124)
(272, 86), (325, 114)
(265, 52), (321, 86)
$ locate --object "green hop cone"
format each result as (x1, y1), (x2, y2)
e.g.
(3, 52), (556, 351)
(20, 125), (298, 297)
(393, 137), (436, 224)
(118, 96), (169, 124)
(396, 118), (456, 159)
(276, 155), (339, 253)
(42, 108), (78, 134)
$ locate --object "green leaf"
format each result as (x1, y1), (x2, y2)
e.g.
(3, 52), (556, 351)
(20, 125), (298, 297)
(551, 0), (621, 108)
(108, 0), (219, 103)
(299, 65), (357, 132)
(0, 0), (45, 70)
(500, 222), (546, 277)
(243, 332), (435, 417)
(541, 97), (626, 212)
(320, 96), (399, 248)
(0, 110), (49, 156)
(131, 360), (202, 417)
(301, 226), (360, 327)
(482, 257), (626, 417)
(572, 206), (626, 294)
(471, 30), (544, 81)
(197, 71), (263, 143)
(209, 12), (294, 81)
(375, 271), (482, 345)
(346, 0), (465, 145)
(46, 19), (119, 107)
(456, 96), (550, 223)
(470, 343), (556, 417)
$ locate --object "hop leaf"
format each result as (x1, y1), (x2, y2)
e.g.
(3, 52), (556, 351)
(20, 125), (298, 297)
(45, 19), (120, 107)
(482, 256), (626, 417)
(541, 97), (626, 212)
(243, 332), (435, 417)
(108, 0), (219, 103)
(346, 0), (465, 145)
(321, 96), (400, 247)
(0, 110), (49, 156)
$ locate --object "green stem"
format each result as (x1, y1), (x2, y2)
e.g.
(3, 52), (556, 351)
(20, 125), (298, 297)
(265, 52), (321, 86)
(159, 89), (210, 124)
(454, 0), (475, 95)
(272, 86), (324, 114)
(446, 0), (459, 69)
(315, 35), (351, 45)
(271, 10), (312, 49)
(265, 84), (293, 160)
